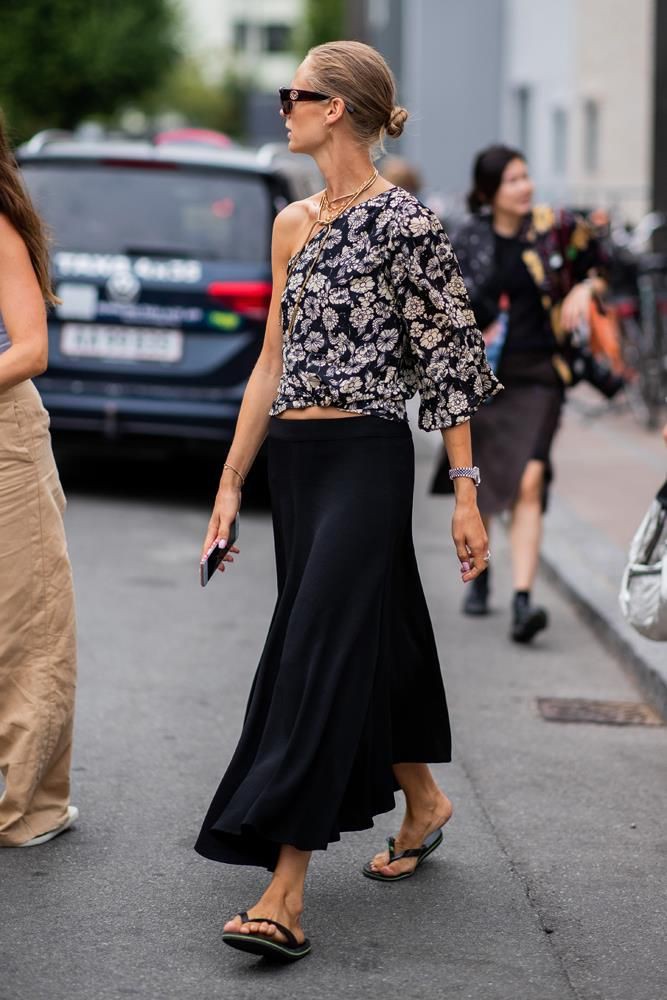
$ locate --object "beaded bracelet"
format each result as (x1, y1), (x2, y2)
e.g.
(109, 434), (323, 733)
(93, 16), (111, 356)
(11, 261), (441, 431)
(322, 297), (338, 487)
(223, 462), (245, 487)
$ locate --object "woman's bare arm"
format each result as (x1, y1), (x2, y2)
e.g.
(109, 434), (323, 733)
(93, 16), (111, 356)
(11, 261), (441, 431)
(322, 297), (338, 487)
(441, 420), (489, 582)
(0, 215), (48, 390)
(200, 200), (310, 559)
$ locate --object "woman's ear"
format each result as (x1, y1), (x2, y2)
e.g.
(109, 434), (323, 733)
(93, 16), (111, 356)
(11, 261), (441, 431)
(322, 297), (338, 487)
(325, 97), (347, 125)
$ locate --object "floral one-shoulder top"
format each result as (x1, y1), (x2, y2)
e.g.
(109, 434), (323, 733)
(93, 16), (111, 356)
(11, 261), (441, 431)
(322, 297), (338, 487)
(270, 186), (502, 430)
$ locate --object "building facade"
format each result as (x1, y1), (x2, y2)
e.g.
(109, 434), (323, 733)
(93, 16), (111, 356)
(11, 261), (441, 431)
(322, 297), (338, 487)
(183, 0), (657, 221)
(185, 0), (303, 86)
(369, 0), (656, 221)
(184, 0), (304, 142)
(502, 0), (654, 220)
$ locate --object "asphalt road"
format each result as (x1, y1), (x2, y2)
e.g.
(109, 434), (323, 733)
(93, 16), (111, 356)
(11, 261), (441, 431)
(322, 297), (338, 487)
(1, 428), (666, 1000)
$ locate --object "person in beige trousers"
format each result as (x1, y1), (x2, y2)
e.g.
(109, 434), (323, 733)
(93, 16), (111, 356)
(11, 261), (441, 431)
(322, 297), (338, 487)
(0, 115), (78, 848)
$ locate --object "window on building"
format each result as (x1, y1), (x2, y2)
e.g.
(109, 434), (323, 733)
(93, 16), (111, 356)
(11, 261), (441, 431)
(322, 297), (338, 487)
(583, 100), (600, 173)
(233, 21), (248, 51)
(552, 108), (568, 175)
(265, 23), (292, 53)
(515, 86), (531, 157)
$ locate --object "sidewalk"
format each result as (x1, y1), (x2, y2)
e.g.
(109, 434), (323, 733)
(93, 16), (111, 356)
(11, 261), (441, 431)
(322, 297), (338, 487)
(543, 385), (667, 716)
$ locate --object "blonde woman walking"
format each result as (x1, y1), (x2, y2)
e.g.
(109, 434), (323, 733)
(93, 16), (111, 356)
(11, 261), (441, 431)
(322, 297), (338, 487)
(195, 42), (500, 961)
(0, 115), (78, 848)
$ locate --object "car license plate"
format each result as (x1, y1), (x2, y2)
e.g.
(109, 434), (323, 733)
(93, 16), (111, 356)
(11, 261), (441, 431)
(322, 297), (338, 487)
(60, 324), (183, 363)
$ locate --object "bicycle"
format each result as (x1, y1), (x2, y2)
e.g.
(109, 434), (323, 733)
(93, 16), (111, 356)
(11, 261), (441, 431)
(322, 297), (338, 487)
(614, 255), (667, 429)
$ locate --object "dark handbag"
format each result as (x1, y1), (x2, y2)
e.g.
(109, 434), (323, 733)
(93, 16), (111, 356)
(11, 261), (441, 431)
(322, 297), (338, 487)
(565, 333), (625, 398)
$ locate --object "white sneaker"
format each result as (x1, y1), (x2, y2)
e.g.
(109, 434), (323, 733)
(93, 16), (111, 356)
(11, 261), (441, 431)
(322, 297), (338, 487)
(17, 806), (79, 848)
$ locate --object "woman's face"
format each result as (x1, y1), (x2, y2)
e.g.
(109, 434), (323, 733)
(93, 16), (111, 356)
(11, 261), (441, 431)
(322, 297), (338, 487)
(280, 62), (331, 155)
(493, 158), (534, 217)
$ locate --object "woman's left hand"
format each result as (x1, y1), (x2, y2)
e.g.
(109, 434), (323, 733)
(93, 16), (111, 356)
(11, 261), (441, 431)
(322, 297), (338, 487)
(452, 500), (489, 583)
(560, 282), (593, 332)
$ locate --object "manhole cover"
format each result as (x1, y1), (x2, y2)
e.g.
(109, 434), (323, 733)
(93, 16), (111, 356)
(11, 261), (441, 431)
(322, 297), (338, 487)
(537, 698), (664, 726)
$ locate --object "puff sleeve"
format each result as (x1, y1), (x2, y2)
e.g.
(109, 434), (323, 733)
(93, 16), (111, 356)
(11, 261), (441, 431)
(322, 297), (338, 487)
(390, 205), (502, 430)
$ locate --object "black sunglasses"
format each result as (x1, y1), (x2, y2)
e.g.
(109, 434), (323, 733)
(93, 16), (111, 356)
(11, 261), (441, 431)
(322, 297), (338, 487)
(279, 87), (355, 116)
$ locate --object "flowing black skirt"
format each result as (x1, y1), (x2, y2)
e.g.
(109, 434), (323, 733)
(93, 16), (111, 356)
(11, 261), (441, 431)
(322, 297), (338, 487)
(194, 416), (451, 870)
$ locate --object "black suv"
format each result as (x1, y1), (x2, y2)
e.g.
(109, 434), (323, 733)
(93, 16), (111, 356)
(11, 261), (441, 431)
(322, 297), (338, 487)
(18, 135), (319, 442)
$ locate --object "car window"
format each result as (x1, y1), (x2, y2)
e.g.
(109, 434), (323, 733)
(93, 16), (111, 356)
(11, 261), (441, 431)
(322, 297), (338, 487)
(21, 163), (272, 263)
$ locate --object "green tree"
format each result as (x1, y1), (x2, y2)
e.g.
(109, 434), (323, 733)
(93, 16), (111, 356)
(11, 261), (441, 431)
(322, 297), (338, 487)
(296, 0), (346, 55)
(0, 0), (179, 140)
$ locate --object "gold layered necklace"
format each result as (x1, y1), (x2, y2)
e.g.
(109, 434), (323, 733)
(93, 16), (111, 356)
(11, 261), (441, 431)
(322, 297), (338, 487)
(318, 168), (379, 224)
(285, 168), (379, 337)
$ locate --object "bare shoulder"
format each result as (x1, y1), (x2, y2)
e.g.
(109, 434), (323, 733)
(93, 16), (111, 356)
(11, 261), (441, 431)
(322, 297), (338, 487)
(273, 195), (321, 257)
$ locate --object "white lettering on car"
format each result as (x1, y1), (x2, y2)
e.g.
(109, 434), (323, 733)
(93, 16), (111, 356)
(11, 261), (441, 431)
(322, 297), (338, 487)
(133, 257), (202, 283)
(54, 252), (202, 284)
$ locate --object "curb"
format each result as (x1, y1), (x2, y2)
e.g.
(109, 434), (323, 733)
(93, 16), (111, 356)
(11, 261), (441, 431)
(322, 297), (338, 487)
(541, 496), (667, 720)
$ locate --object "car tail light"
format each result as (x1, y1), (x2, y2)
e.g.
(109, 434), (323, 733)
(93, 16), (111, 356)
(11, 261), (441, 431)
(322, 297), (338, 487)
(207, 281), (273, 321)
(613, 299), (638, 319)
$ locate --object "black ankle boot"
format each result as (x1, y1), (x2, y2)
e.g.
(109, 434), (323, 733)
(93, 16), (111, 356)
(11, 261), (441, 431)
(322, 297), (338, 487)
(511, 591), (548, 643)
(463, 567), (490, 616)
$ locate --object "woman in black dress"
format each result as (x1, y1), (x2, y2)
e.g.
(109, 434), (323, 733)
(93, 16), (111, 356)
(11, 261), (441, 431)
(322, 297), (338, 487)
(433, 146), (608, 642)
(195, 42), (500, 961)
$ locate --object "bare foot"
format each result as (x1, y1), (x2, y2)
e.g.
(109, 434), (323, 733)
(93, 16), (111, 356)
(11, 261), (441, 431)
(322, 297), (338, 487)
(368, 790), (453, 878)
(223, 890), (305, 946)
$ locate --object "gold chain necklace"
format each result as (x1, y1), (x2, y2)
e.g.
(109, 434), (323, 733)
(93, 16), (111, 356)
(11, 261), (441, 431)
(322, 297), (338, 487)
(324, 190), (357, 204)
(318, 168), (378, 225)
(321, 174), (378, 206)
(285, 169), (379, 338)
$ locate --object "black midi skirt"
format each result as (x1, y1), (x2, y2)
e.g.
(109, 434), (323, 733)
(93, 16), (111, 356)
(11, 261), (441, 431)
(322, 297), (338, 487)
(195, 416), (451, 871)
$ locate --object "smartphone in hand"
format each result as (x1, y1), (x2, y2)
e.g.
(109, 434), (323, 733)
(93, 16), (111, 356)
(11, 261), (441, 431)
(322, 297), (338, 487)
(200, 514), (239, 587)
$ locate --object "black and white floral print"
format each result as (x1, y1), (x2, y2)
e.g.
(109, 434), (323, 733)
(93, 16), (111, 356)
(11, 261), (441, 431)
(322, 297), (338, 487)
(271, 187), (502, 430)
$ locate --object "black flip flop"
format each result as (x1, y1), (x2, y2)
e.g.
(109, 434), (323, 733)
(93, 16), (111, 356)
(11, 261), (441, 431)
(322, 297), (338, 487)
(362, 827), (444, 882)
(222, 910), (311, 963)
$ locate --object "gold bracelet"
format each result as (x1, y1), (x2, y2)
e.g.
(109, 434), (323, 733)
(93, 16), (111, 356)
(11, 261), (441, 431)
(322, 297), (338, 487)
(223, 462), (245, 486)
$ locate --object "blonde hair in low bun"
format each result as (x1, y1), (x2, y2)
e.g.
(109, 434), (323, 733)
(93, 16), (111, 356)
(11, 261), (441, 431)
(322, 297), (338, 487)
(305, 40), (407, 151)
(386, 106), (408, 139)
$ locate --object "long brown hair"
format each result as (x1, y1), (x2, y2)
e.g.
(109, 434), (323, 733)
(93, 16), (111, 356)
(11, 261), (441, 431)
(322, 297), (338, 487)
(0, 112), (57, 306)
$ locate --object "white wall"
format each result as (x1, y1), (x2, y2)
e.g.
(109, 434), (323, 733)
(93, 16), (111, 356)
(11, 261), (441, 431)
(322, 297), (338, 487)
(501, 0), (654, 219)
(573, 0), (654, 219)
(184, 0), (303, 89)
(181, 0), (230, 83)
(501, 0), (576, 203)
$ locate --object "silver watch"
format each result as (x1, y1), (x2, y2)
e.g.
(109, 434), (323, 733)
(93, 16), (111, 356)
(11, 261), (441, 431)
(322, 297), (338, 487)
(448, 466), (481, 487)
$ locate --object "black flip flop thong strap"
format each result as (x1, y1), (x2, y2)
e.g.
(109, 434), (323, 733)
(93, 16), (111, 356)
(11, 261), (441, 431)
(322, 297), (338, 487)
(388, 846), (425, 861)
(385, 837), (431, 864)
(238, 911), (300, 950)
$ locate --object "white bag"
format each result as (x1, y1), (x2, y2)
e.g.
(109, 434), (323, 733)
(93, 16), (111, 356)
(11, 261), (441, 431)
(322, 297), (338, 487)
(619, 483), (667, 641)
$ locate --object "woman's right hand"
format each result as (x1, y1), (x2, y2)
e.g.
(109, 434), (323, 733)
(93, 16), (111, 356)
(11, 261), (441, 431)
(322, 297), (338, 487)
(201, 483), (241, 574)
